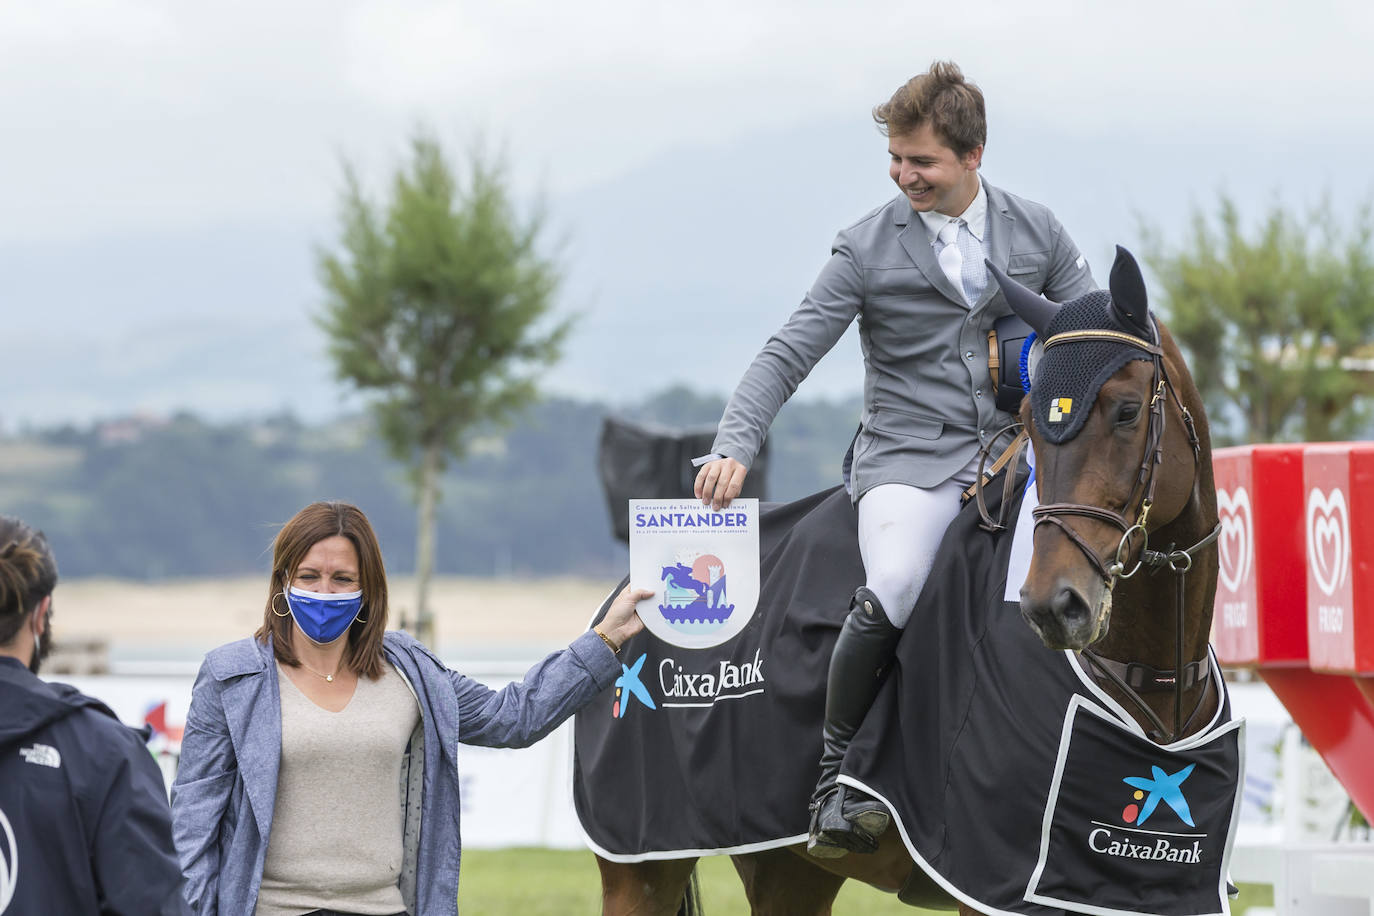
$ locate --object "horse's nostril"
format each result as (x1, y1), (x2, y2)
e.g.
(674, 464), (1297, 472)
(1051, 587), (1088, 625)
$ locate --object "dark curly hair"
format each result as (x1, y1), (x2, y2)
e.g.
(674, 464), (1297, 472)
(0, 516), (58, 646)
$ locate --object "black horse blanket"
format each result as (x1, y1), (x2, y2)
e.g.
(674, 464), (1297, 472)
(574, 474), (1244, 915)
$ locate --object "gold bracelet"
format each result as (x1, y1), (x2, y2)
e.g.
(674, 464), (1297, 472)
(594, 627), (620, 654)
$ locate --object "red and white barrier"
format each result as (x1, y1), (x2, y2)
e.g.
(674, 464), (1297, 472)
(1214, 444), (1374, 913)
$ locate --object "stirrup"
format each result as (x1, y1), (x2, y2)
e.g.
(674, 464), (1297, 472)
(849, 802), (891, 838)
(806, 795), (853, 859)
(806, 786), (883, 858)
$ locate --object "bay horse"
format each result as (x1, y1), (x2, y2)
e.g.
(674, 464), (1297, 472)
(592, 246), (1224, 915)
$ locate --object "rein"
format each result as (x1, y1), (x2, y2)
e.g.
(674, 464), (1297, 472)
(1082, 522), (1221, 743)
(1022, 324), (1220, 744)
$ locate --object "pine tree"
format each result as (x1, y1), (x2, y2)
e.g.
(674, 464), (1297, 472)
(318, 131), (568, 644)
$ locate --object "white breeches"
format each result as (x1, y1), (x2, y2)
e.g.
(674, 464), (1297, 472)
(856, 457), (980, 628)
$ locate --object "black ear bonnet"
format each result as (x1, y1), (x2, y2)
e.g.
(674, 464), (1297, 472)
(987, 246), (1156, 444)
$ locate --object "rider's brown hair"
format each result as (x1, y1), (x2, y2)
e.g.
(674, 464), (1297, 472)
(873, 60), (987, 159)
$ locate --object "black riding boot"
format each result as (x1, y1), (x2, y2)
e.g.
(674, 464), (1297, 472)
(806, 587), (902, 859)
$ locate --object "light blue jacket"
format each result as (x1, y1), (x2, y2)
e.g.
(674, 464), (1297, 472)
(170, 629), (618, 915)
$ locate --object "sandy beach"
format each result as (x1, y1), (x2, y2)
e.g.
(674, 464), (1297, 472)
(51, 575), (623, 666)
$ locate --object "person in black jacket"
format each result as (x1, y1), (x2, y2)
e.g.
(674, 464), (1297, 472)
(0, 515), (190, 915)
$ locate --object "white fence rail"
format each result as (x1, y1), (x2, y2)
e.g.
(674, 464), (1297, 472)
(1227, 681), (1374, 914)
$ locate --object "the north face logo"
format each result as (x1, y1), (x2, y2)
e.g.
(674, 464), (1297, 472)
(19, 744), (60, 769)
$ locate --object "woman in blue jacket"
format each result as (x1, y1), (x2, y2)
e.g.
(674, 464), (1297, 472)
(170, 500), (644, 916)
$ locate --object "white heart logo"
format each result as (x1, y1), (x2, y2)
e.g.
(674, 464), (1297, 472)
(1307, 488), (1351, 597)
(1216, 488), (1253, 595)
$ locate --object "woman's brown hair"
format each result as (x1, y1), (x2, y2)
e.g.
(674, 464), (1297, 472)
(255, 501), (389, 679)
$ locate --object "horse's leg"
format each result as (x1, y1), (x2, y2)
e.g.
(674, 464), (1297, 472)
(596, 855), (699, 916)
(788, 831), (910, 894)
(730, 847), (846, 916)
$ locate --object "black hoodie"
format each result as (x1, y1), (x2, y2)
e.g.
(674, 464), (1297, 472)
(0, 656), (190, 915)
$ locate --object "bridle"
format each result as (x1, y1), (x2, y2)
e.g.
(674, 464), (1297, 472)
(1031, 326), (1182, 584)
(1026, 323), (1221, 744)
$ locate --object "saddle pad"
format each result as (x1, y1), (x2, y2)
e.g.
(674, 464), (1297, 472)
(574, 486), (859, 859)
(1025, 696), (1243, 916)
(574, 472), (1243, 916)
(842, 472), (1240, 915)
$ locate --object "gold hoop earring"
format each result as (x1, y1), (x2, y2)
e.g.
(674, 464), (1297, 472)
(355, 606), (369, 624)
(271, 592), (291, 618)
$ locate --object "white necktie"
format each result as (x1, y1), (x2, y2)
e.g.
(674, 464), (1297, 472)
(937, 219), (988, 306)
(937, 220), (964, 300)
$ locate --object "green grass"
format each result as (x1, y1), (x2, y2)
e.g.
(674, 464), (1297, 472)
(458, 848), (1275, 914)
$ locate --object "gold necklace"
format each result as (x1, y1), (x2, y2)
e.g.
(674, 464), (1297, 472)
(298, 660), (340, 683)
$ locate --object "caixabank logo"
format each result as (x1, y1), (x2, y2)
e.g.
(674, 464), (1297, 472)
(1089, 763), (1205, 864)
(1028, 699), (1240, 914)
(611, 654), (656, 719)
(611, 649), (768, 718)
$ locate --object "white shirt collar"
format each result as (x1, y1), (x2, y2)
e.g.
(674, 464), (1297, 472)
(919, 178), (988, 244)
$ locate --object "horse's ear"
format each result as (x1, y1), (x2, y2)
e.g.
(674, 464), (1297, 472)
(1107, 245), (1153, 340)
(986, 259), (1059, 337)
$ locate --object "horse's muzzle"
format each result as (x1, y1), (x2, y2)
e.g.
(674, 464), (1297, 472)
(1019, 580), (1111, 651)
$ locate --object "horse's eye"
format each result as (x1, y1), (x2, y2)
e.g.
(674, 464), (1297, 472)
(1116, 403), (1141, 426)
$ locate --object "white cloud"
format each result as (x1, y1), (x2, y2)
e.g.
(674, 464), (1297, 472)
(0, 0), (1371, 423)
(2, 0), (1369, 243)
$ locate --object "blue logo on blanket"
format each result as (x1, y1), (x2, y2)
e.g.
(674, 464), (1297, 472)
(613, 653), (656, 719)
(1122, 763), (1196, 826)
(658, 556), (735, 635)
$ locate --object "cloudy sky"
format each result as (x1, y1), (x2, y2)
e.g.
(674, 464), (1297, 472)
(3, 0), (1371, 427)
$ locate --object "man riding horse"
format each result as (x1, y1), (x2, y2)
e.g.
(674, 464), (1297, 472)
(692, 59), (1097, 857)
(580, 243), (1237, 915)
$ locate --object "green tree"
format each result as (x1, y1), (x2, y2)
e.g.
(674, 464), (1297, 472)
(1141, 195), (1374, 445)
(318, 132), (569, 644)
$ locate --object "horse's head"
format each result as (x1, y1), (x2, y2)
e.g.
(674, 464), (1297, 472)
(990, 247), (1207, 651)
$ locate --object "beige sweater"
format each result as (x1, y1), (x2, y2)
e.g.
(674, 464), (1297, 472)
(254, 662), (420, 916)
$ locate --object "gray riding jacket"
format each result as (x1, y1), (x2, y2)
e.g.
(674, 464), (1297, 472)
(711, 179), (1096, 498)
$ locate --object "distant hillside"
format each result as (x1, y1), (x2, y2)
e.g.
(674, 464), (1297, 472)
(1, 388), (860, 580)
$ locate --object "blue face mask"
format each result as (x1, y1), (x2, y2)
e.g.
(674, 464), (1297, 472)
(285, 586), (364, 645)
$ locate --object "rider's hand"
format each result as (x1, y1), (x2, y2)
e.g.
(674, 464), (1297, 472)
(598, 585), (651, 650)
(694, 456), (748, 511)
